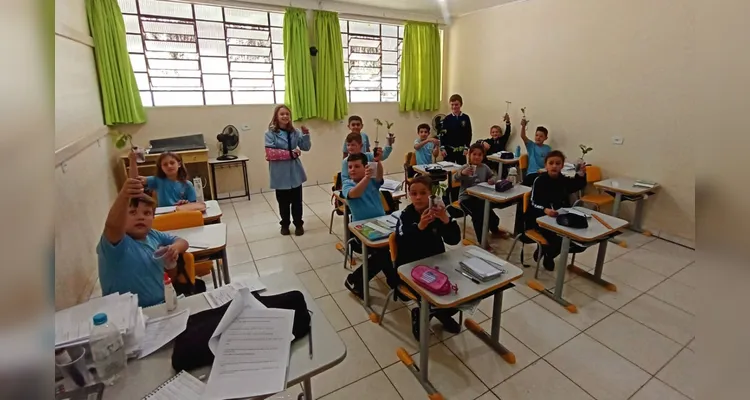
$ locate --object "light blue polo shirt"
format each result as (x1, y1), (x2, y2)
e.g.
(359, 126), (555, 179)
(526, 142), (552, 174)
(341, 146), (393, 181)
(414, 138), (435, 165)
(97, 230), (176, 307)
(145, 176), (197, 207)
(342, 178), (385, 222)
(342, 132), (371, 154)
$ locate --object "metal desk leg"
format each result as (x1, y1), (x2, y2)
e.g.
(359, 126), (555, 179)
(210, 164), (218, 200)
(395, 297), (442, 398)
(336, 204), (356, 266)
(464, 290), (516, 364)
(480, 199), (491, 249)
(361, 245), (378, 322)
(301, 378), (312, 400)
(221, 249), (231, 284)
(608, 192), (628, 247)
(529, 236), (577, 313)
(242, 161), (250, 200)
(630, 197), (652, 236)
(567, 240), (618, 292)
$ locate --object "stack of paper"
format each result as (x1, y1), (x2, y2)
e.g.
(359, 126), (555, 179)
(437, 161), (460, 168)
(633, 179), (657, 189)
(459, 257), (505, 282)
(380, 179), (402, 192)
(203, 277), (267, 309)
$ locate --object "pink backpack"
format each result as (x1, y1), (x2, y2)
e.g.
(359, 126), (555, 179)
(411, 265), (458, 296)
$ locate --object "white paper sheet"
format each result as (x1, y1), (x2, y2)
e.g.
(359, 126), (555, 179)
(138, 309), (191, 359)
(155, 206), (177, 215)
(380, 179), (401, 191)
(55, 293), (137, 348)
(203, 278), (267, 309)
(477, 182), (494, 189)
(207, 288), (266, 355)
(144, 370), (205, 400)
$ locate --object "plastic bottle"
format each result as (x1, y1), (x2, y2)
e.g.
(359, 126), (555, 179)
(90, 313), (126, 385)
(164, 272), (178, 312)
(507, 167), (518, 186)
(193, 177), (205, 202)
(514, 145), (521, 158)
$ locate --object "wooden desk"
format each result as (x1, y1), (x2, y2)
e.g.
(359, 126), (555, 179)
(396, 246), (523, 399)
(103, 271), (347, 400)
(120, 148), (215, 201)
(466, 184), (531, 248)
(487, 153), (519, 176)
(594, 178), (659, 234)
(167, 224), (230, 284)
(347, 216), (396, 321)
(209, 155), (251, 201)
(533, 207), (629, 312)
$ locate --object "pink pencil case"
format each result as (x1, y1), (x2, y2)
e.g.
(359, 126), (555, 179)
(411, 265), (457, 296)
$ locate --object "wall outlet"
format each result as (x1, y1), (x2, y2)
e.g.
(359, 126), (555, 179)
(612, 136), (624, 145)
(241, 125), (250, 131)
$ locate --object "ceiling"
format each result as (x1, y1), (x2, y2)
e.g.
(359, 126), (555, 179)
(330, 0), (518, 17)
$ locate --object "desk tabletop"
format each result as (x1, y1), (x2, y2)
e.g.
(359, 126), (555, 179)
(103, 271), (347, 400)
(119, 148), (208, 159)
(347, 215), (397, 248)
(413, 163), (463, 174)
(397, 246), (523, 308)
(536, 207), (629, 242)
(594, 178), (660, 195)
(487, 153), (520, 164)
(209, 155), (250, 164)
(333, 189), (407, 201)
(202, 200), (222, 222)
(466, 184), (530, 203)
(167, 223), (227, 254)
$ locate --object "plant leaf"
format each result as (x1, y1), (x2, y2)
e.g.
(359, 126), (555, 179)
(115, 136), (128, 149)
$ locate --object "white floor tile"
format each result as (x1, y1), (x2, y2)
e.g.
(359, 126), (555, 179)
(315, 264), (351, 294)
(227, 261), (258, 277)
(225, 221), (247, 246)
(429, 309), (489, 342)
(669, 263), (698, 288)
(586, 312), (682, 374)
(331, 281), (404, 325)
(302, 215), (327, 231)
(616, 230), (657, 249)
(238, 211), (280, 228)
(318, 371), (401, 400)
(574, 242), (630, 268)
(618, 248), (692, 277)
(546, 334), (650, 400)
(309, 328), (380, 398)
(500, 301), (580, 356)
(647, 279), (695, 315)
(384, 343), (489, 400)
(318, 184), (333, 195)
(474, 392), (500, 400)
(600, 258), (666, 292)
(641, 240), (695, 262)
(303, 244), (346, 269)
(242, 221), (283, 243)
(620, 295), (694, 345)
(315, 295), (351, 332)
(567, 275), (642, 310)
(248, 236), (298, 260)
(233, 200), (272, 216)
(532, 286), (614, 330)
(292, 228), (340, 250)
(263, 384), (303, 399)
(631, 378), (690, 400)
(307, 201), (334, 218)
(254, 251), (312, 275)
(226, 243), (252, 266)
(493, 360), (595, 400)
(303, 185), (333, 204)
(297, 270), (328, 298)
(656, 349), (695, 399)
(444, 320), (539, 388)
(477, 287), (529, 317)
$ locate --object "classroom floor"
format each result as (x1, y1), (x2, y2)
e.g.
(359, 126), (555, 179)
(94, 174), (697, 400)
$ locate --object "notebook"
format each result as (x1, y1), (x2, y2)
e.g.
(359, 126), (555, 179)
(633, 179), (657, 189)
(353, 221), (391, 241)
(142, 371), (205, 400)
(459, 257), (505, 282)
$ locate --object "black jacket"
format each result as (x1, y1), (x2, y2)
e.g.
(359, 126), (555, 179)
(478, 122), (511, 156)
(395, 204), (461, 267)
(440, 113), (472, 150)
(526, 172), (587, 228)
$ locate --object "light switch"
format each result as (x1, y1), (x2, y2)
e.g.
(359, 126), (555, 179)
(612, 136), (624, 145)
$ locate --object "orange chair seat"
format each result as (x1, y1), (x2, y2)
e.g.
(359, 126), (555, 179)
(451, 179), (461, 188)
(525, 229), (548, 245)
(195, 261), (214, 277)
(580, 193), (614, 206)
(397, 285), (417, 301)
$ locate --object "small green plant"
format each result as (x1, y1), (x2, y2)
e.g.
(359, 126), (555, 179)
(431, 182), (447, 198)
(109, 129), (134, 149)
(579, 144), (593, 159)
(373, 118), (395, 142)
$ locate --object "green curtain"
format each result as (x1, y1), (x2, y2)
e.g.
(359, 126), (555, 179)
(283, 8), (317, 120)
(313, 10), (348, 121)
(399, 21), (441, 112)
(85, 0), (146, 125)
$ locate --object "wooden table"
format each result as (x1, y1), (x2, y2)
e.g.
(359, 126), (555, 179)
(396, 246), (523, 399)
(533, 207), (629, 312)
(465, 184), (531, 248)
(167, 224), (230, 284)
(487, 153), (519, 177)
(103, 271), (347, 400)
(209, 155), (251, 201)
(594, 178), (659, 234)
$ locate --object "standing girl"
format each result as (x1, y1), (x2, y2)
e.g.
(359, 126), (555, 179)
(264, 105), (312, 236)
(139, 152), (197, 207)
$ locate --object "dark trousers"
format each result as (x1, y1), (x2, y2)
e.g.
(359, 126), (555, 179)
(275, 185), (303, 227)
(460, 197), (500, 244)
(348, 240), (398, 290)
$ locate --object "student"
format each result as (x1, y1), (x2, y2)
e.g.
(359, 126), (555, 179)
(413, 123), (441, 166)
(440, 94), (473, 165)
(478, 113), (512, 177)
(98, 152), (189, 308)
(395, 175), (462, 339)
(139, 152), (197, 207)
(520, 117), (551, 179)
(264, 104), (312, 236)
(341, 153), (395, 297)
(456, 143), (504, 247)
(341, 132), (392, 181)
(341, 115), (370, 158)
(527, 150), (587, 271)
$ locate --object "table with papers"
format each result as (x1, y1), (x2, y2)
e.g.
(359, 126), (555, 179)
(486, 152), (520, 177)
(466, 183), (531, 248)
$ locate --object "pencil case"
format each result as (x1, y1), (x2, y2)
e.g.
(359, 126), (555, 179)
(411, 265), (457, 296)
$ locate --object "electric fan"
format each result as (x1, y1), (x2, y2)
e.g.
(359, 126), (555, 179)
(216, 125), (239, 160)
(432, 114), (447, 132)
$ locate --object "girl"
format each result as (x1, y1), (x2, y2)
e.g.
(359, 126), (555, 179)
(139, 152), (197, 207)
(264, 104), (311, 236)
(395, 176), (462, 339)
(526, 150), (587, 271)
(456, 143), (503, 247)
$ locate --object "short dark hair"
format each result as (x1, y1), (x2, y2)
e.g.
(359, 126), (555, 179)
(536, 126), (549, 136)
(468, 142), (485, 156)
(417, 123), (430, 133)
(345, 132), (363, 144)
(449, 94), (463, 105)
(409, 175), (433, 189)
(129, 195), (156, 210)
(545, 150), (565, 163)
(347, 152), (368, 165)
(348, 115), (363, 125)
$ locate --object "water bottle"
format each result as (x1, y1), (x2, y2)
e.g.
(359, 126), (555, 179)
(193, 177), (205, 202)
(508, 167), (518, 186)
(90, 313), (126, 385)
(514, 145), (521, 158)
(164, 272), (178, 312)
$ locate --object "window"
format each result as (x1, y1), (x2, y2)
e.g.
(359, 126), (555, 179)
(118, 0), (285, 106)
(340, 19), (403, 103)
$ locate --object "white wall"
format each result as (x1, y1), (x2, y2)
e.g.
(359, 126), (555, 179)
(446, 0), (695, 244)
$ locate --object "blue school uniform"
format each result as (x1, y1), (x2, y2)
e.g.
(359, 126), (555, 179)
(340, 146), (392, 181)
(146, 176), (197, 207)
(97, 230), (176, 307)
(342, 132), (371, 154)
(526, 142), (552, 174)
(342, 178), (385, 221)
(265, 128), (312, 190)
(414, 138), (435, 165)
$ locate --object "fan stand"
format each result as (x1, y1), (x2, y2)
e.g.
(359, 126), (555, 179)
(217, 142), (238, 161)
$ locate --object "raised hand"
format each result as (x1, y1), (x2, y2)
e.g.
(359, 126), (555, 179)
(120, 178), (144, 198)
(300, 125), (310, 135)
(520, 118), (529, 127)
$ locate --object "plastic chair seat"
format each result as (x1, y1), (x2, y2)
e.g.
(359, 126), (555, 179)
(580, 193), (614, 206)
(524, 229), (548, 246)
(397, 285), (417, 301)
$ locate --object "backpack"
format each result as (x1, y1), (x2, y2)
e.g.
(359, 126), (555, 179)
(172, 256), (206, 297)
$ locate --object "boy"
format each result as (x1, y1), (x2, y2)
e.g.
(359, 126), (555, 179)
(457, 143), (504, 246)
(341, 153), (394, 297)
(396, 175), (462, 339)
(97, 153), (189, 307)
(520, 117), (551, 179)
(341, 115), (370, 158)
(440, 94), (473, 165)
(478, 113), (512, 176)
(341, 132), (392, 181)
(413, 123), (441, 165)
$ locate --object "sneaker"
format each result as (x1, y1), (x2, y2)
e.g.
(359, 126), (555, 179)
(543, 256), (556, 271)
(434, 312), (461, 334)
(344, 275), (363, 300)
(294, 225), (305, 236)
(411, 308), (421, 341)
(280, 226), (291, 236)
